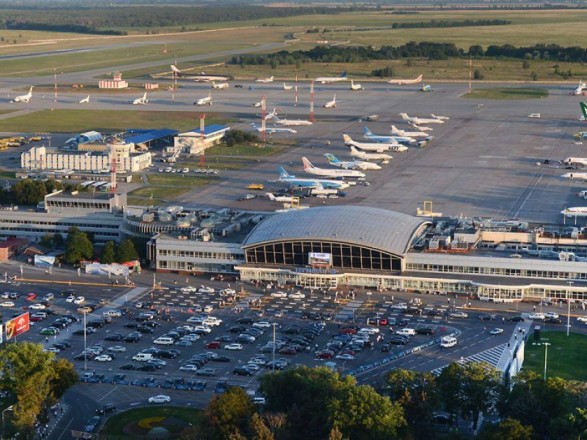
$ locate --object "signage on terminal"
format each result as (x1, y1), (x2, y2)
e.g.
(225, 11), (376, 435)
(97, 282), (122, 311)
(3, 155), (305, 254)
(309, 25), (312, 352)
(308, 252), (332, 266)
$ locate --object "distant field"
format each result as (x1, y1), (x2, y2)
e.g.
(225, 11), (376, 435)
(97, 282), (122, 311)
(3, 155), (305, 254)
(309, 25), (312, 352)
(523, 332), (587, 381)
(0, 110), (223, 133)
(463, 87), (549, 100)
(128, 173), (214, 206)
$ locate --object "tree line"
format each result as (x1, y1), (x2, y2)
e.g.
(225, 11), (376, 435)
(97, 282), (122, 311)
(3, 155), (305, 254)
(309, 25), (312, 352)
(390, 19), (510, 28)
(4, 21), (126, 35)
(0, 178), (94, 207)
(192, 364), (587, 440)
(230, 42), (587, 70)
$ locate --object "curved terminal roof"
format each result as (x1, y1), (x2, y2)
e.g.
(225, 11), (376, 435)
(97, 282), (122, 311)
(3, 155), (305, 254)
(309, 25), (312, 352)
(243, 206), (428, 257)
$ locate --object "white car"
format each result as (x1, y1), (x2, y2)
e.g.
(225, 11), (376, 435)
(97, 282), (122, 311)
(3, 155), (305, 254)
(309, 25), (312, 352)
(187, 316), (205, 324)
(222, 289), (236, 295)
(104, 310), (122, 318)
(29, 303), (46, 310)
(203, 317), (222, 327)
(198, 286), (214, 294)
(359, 327), (379, 335)
(0, 301), (14, 307)
(449, 311), (469, 319)
(396, 328), (416, 336)
(335, 354), (355, 360)
(66, 295), (76, 303)
(289, 292), (306, 300)
(544, 312), (559, 319)
(194, 325), (212, 334)
(271, 291), (288, 298)
(528, 313), (545, 320)
(73, 296), (85, 305)
(181, 334), (200, 342)
(489, 328), (504, 335)
(94, 355), (113, 362)
(253, 321), (272, 329)
(179, 364), (199, 372)
(148, 395), (171, 404)
(107, 346), (126, 353)
(577, 316), (587, 323)
(225, 343), (243, 351)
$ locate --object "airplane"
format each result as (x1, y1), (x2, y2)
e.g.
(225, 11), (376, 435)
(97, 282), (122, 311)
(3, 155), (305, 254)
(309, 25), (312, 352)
(563, 157), (587, 167)
(349, 146), (393, 161)
(364, 127), (415, 144)
(170, 65), (232, 82)
(195, 92), (212, 106)
(390, 125), (431, 139)
(324, 153), (382, 170)
(131, 92), (148, 105)
(283, 83), (293, 91)
(12, 86), (33, 103)
(561, 172), (587, 180)
(350, 80), (363, 91)
(387, 74), (423, 85)
(323, 94), (337, 108)
(573, 81), (587, 96)
(271, 111), (313, 126)
(251, 123), (297, 134)
(316, 71), (348, 84)
(278, 166), (349, 189)
(311, 182), (341, 196)
(253, 101), (263, 108)
(342, 134), (408, 152)
(561, 207), (587, 217)
(580, 102), (587, 120)
(266, 193), (298, 203)
(409, 122), (433, 132)
(263, 108), (278, 121)
(211, 81), (229, 90)
(302, 157), (365, 178)
(256, 76), (274, 83)
(431, 114), (450, 121)
(399, 113), (445, 125)
(78, 95), (90, 104)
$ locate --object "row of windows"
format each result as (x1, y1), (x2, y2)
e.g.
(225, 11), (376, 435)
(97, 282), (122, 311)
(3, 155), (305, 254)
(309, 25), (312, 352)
(245, 241), (401, 271)
(158, 260), (237, 273)
(47, 202), (111, 209)
(0, 220), (119, 228)
(0, 228), (118, 238)
(406, 263), (587, 280)
(157, 249), (242, 260)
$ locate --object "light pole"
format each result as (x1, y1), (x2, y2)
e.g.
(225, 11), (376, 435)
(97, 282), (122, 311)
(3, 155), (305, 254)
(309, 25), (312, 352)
(83, 311), (88, 371)
(271, 323), (277, 373)
(533, 341), (551, 380)
(567, 281), (573, 337)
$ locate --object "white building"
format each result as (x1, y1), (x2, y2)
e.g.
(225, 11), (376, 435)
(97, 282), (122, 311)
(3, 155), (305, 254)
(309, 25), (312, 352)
(174, 124), (230, 155)
(21, 145), (152, 173)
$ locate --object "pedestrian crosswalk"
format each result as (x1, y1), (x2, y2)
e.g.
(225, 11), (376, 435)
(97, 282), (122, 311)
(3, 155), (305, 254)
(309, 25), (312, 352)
(431, 343), (507, 376)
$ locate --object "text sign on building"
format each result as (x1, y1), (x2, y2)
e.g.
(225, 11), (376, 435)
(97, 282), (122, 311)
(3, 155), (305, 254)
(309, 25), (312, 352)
(6, 312), (29, 340)
(308, 252), (332, 267)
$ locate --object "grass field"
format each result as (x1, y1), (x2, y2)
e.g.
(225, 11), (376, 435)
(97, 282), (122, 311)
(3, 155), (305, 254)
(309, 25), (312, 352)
(0, 110), (224, 133)
(463, 87), (549, 100)
(523, 332), (587, 381)
(99, 406), (204, 438)
(127, 173), (214, 206)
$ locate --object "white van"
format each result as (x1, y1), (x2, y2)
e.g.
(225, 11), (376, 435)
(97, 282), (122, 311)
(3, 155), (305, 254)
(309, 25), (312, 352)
(440, 336), (457, 348)
(396, 328), (416, 336)
(132, 353), (154, 362)
(154, 337), (175, 345)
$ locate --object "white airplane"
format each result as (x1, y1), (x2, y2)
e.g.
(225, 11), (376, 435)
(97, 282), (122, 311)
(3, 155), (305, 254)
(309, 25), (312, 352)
(195, 92), (212, 106)
(409, 122), (433, 132)
(12, 86), (33, 103)
(323, 94), (337, 108)
(78, 95), (90, 104)
(390, 125), (431, 139)
(170, 65), (232, 82)
(350, 80), (363, 91)
(263, 108), (278, 121)
(324, 153), (382, 170)
(561, 207), (587, 217)
(256, 76), (274, 83)
(387, 74), (423, 85)
(311, 183), (341, 196)
(211, 81), (229, 90)
(302, 157), (365, 178)
(562, 172), (587, 180)
(253, 101), (263, 108)
(132, 92), (148, 105)
(400, 113), (445, 125)
(272, 111), (313, 126)
(316, 71), (347, 84)
(278, 166), (349, 189)
(364, 127), (415, 145)
(283, 83), (293, 91)
(431, 114), (449, 121)
(343, 134), (408, 152)
(349, 146), (393, 161)
(266, 193), (297, 203)
(563, 157), (587, 167)
(573, 81), (587, 96)
(250, 123), (297, 134)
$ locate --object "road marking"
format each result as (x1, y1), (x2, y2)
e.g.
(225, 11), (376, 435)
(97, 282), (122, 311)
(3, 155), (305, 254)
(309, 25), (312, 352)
(56, 417), (74, 440)
(98, 385), (119, 401)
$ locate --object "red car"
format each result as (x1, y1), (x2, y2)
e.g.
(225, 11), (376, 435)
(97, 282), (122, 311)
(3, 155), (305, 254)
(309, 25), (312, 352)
(205, 341), (221, 349)
(340, 328), (357, 335)
(316, 350), (335, 360)
(26, 293), (37, 301)
(378, 318), (389, 326)
(30, 315), (44, 322)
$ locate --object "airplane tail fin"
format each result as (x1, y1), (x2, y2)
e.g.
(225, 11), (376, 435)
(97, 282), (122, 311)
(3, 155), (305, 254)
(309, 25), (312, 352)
(342, 134), (353, 145)
(324, 153), (338, 163)
(266, 193), (275, 200)
(399, 113), (408, 120)
(341, 71), (347, 78)
(416, 74), (423, 82)
(278, 166), (290, 178)
(581, 102), (587, 119)
(391, 125), (399, 133)
(301, 157), (313, 171)
(363, 127), (373, 136)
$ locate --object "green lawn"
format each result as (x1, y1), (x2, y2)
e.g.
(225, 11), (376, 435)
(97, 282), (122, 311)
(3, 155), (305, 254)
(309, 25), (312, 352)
(99, 406), (204, 438)
(523, 332), (587, 381)
(127, 173), (214, 206)
(463, 87), (549, 100)
(0, 110), (224, 133)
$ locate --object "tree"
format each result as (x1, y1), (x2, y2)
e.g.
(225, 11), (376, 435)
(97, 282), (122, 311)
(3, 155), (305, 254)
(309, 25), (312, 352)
(50, 358), (78, 399)
(478, 418), (533, 440)
(459, 362), (503, 430)
(116, 239), (139, 263)
(53, 233), (65, 249)
(64, 226), (93, 264)
(328, 426), (344, 440)
(206, 386), (255, 440)
(39, 234), (54, 249)
(13, 179), (46, 205)
(250, 413), (274, 440)
(522, 59), (530, 69)
(473, 69), (484, 80)
(101, 241), (117, 264)
(437, 363), (465, 424)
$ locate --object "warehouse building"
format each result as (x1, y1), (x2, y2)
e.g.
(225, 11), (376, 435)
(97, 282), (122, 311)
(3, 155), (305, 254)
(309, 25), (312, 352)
(174, 124), (230, 155)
